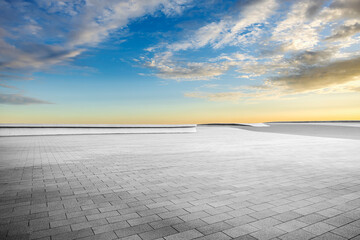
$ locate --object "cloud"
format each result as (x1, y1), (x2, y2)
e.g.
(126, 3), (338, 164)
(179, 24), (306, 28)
(0, 73), (33, 81)
(0, 83), (19, 90)
(289, 48), (336, 65)
(145, 52), (234, 80)
(185, 91), (244, 101)
(185, 55), (360, 102)
(167, 0), (278, 51)
(0, 93), (52, 105)
(326, 22), (360, 41)
(313, 80), (360, 94)
(213, 0), (277, 49)
(271, 0), (360, 52)
(168, 20), (227, 51)
(185, 80), (360, 102)
(144, 49), (260, 81)
(305, 0), (327, 18)
(155, 62), (231, 80)
(272, 56), (360, 91)
(329, 0), (360, 19)
(0, 42), (84, 71)
(34, 0), (85, 16)
(271, 1), (325, 52)
(185, 83), (289, 101)
(67, 0), (193, 47)
(145, 0), (359, 83)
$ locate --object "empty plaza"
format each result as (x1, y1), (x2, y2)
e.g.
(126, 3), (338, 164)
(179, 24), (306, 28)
(1, 124), (360, 240)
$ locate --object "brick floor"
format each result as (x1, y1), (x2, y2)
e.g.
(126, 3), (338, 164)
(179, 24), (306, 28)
(1, 126), (360, 239)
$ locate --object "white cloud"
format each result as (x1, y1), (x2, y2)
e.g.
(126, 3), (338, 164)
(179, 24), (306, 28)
(67, 0), (193, 47)
(169, 20), (227, 51)
(145, 52), (235, 81)
(213, 0), (277, 49)
(167, 0), (278, 51)
(271, 1), (325, 52)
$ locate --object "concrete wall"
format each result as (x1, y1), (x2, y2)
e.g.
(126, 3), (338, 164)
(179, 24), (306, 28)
(0, 124), (197, 136)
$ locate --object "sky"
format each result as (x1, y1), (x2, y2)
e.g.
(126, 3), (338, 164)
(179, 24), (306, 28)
(1, 0), (360, 124)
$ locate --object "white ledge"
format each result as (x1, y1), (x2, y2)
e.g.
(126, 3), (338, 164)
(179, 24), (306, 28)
(0, 124), (197, 136)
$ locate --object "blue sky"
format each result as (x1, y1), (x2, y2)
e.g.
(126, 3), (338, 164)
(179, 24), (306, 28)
(1, 0), (360, 123)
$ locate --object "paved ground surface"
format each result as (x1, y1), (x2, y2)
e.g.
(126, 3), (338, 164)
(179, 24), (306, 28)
(1, 125), (360, 240)
(237, 123), (360, 140)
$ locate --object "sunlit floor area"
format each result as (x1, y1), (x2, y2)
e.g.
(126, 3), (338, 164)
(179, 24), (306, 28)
(1, 124), (360, 240)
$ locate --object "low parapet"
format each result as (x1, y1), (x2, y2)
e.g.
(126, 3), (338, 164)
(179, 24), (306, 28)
(0, 124), (197, 136)
(199, 123), (269, 127)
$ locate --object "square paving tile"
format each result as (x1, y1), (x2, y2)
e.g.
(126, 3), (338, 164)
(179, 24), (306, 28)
(1, 126), (360, 240)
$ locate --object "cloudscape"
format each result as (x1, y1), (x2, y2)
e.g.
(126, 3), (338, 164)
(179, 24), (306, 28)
(1, 0), (360, 124)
